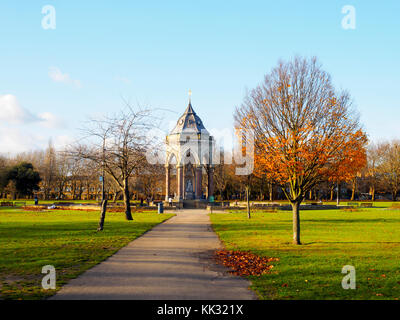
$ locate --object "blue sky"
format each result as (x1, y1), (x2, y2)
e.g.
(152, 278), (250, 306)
(0, 0), (399, 153)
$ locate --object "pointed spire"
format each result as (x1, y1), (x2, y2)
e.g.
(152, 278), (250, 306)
(169, 91), (208, 135)
(184, 89), (195, 114)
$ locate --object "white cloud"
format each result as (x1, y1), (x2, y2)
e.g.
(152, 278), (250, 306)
(0, 127), (73, 155)
(38, 112), (65, 129)
(0, 94), (37, 124)
(0, 94), (64, 129)
(0, 94), (70, 155)
(53, 135), (74, 149)
(48, 66), (82, 88)
(0, 127), (41, 154)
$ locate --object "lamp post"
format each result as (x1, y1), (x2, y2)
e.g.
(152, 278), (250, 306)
(98, 135), (108, 231)
(101, 143), (105, 202)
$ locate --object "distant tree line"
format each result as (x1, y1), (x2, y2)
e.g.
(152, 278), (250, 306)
(2, 138), (399, 204)
(210, 139), (400, 202)
(0, 141), (163, 203)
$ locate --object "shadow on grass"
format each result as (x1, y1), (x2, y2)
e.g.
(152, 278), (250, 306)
(304, 241), (400, 245)
(303, 218), (400, 223)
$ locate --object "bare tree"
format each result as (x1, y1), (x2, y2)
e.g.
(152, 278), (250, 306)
(380, 140), (400, 201)
(365, 143), (385, 201)
(213, 159), (230, 201)
(70, 105), (156, 222)
(41, 141), (57, 200)
(138, 162), (164, 200)
(54, 152), (70, 199)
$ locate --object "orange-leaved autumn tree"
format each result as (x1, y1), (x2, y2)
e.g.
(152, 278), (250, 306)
(234, 56), (367, 245)
(326, 136), (367, 203)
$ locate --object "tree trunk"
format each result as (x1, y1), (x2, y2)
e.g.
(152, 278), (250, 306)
(97, 199), (107, 231)
(292, 201), (301, 245)
(269, 183), (273, 201)
(371, 186), (375, 202)
(112, 191), (120, 203)
(123, 178), (133, 220)
(58, 185), (63, 199)
(351, 178), (356, 201)
(246, 185), (250, 219)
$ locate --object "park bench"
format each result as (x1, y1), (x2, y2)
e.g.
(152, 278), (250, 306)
(13, 201), (26, 207)
(252, 203), (272, 208)
(163, 205), (178, 211)
(0, 201), (14, 207)
(360, 203), (373, 208)
(306, 202), (319, 205)
(347, 202), (359, 207)
(207, 205), (226, 212)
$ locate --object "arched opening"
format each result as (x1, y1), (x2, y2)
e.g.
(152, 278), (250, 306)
(165, 153), (178, 201)
(182, 150), (199, 200)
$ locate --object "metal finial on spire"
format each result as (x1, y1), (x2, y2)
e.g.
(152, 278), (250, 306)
(188, 89), (192, 103)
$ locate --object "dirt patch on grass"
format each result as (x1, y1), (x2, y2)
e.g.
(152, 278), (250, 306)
(214, 250), (279, 276)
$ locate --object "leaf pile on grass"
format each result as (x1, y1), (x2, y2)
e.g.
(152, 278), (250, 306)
(21, 206), (147, 213)
(341, 207), (361, 212)
(22, 206), (46, 211)
(214, 250), (279, 276)
(23, 206), (96, 212)
(107, 207), (145, 213)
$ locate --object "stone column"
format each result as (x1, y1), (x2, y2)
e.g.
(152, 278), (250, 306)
(165, 165), (170, 201)
(195, 166), (202, 199)
(208, 166), (214, 199)
(177, 165), (184, 200)
(182, 165), (186, 200)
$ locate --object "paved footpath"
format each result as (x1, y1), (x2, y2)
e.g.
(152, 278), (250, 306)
(51, 209), (257, 300)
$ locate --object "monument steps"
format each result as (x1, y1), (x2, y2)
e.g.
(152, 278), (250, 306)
(183, 200), (208, 209)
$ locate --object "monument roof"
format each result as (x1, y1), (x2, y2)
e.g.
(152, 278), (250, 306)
(170, 101), (209, 135)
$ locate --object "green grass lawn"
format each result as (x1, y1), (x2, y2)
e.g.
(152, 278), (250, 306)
(0, 208), (173, 300)
(210, 208), (400, 300)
